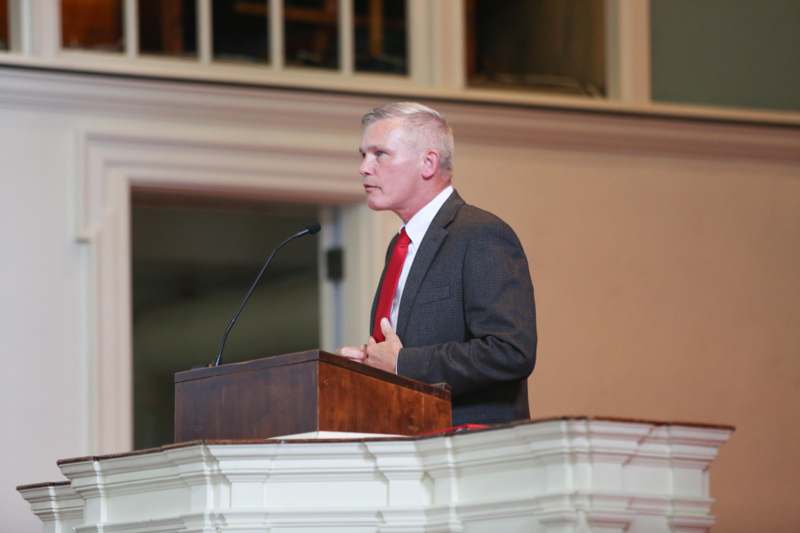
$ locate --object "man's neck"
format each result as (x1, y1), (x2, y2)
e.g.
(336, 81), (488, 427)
(397, 183), (451, 223)
(399, 186), (454, 234)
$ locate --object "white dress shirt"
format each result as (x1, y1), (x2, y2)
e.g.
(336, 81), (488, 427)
(389, 185), (454, 330)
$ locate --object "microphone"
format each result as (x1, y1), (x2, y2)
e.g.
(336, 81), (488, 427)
(212, 223), (321, 367)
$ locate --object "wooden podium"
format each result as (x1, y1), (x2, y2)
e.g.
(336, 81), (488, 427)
(174, 350), (452, 441)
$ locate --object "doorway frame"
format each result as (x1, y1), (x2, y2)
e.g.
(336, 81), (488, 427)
(76, 122), (386, 454)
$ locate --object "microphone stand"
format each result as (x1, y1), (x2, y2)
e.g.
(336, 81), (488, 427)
(212, 224), (321, 367)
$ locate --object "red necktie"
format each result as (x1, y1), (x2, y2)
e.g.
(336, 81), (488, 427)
(372, 228), (411, 342)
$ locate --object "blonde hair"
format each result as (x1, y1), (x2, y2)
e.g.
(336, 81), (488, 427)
(362, 102), (454, 173)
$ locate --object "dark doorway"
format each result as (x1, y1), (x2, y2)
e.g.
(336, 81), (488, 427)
(131, 191), (321, 449)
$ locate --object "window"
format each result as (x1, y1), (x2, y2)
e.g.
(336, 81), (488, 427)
(466, 0), (606, 96)
(61, 0), (125, 52)
(45, 1), (624, 102)
(138, 0), (198, 58)
(0, 0), (8, 51)
(213, 0), (270, 64)
(56, 0), (412, 77)
(284, 0), (339, 69)
(354, 0), (407, 75)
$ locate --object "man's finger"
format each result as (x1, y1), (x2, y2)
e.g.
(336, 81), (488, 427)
(380, 317), (396, 338)
(339, 346), (366, 360)
(367, 336), (377, 346)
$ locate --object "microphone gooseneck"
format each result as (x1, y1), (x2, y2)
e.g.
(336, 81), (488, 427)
(212, 223), (321, 367)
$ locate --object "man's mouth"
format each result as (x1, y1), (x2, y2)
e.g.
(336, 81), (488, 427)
(364, 184), (379, 192)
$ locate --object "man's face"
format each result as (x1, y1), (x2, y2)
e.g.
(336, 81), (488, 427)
(359, 117), (424, 219)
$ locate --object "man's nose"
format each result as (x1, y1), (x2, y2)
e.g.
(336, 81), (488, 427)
(359, 158), (372, 177)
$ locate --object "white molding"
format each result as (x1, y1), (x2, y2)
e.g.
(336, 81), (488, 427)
(1, 55), (798, 124)
(445, 101), (800, 164)
(5, 0), (800, 123)
(21, 419), (733, 532)
(74, 122), (379, 453)
(16, 484), (84, 528)
(1, 69), (797, 166)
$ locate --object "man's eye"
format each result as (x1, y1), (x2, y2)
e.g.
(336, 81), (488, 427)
(376, 150), (386, 157)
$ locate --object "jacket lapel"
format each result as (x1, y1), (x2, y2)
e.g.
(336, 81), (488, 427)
(396, 190), (464, 339)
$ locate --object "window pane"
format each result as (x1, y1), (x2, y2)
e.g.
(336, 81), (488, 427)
(0, 0), (8, 51)
(651, 0), (800, 112)
(285, 0), (339, 69)
(139, 0), (197, 58)
(466, 0), (606, 96)
(61, 0), (124, 52)
(354, 0), (407, 75)
(213, 0), (269, 64)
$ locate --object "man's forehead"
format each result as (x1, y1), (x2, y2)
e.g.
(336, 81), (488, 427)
(361, 117), (409, 146)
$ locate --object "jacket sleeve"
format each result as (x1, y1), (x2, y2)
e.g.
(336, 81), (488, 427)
(396, 221), (537, 397)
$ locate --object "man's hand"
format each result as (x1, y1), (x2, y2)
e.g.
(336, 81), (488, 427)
(364, 318), (402, 374)
(338, 318), (402, 374)
(339, 344), (367, 362)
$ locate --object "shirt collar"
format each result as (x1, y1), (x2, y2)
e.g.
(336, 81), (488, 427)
(402, 185), (454, 245)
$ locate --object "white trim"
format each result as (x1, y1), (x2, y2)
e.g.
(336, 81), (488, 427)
(75, 121), (382, 453)
(270, 0), (284, 70)
(1, 52), (797, 125)
(124, 0), (137, 58)
(339, 0), (353, 75)
(430, 0), (465, 89)
(319, 207), (338, 351)
(21, 420), (732, 532)
(606, 0), (651, 103)
(197, 0), (212, 64)
(1, 68), (798, 158)
(8, 0), (27, 53)
(407, 0), (432, 85)
(5, 0), (800, 123)
(27, 0), (58, 57)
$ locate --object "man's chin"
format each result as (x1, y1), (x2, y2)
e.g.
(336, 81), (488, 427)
(366, 196), (388, 211)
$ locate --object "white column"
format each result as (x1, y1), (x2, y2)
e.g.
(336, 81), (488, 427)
(198, 0), (212, 64)
(408, 0), (464, 89)
(8, 0), (29, 53)
(124, 0), (137, 57)
(407, 0), (432, 85)
(339, 0), (353, 74)
(606, 0), (651, 103)
(270, 0), (284, 70)
(430, 0), (464, 89)
(27, 0), (60, 57)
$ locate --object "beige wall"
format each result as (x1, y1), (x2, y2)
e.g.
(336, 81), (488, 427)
(451, 117), (800, 531)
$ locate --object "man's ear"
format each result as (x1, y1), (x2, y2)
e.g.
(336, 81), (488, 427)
(421, 149), (440, 180)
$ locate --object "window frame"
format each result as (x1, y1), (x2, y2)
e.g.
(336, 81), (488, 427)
(0, 0), (651, 106)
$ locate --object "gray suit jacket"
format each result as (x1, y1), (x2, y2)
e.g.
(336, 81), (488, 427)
(371, 190), (537, 425)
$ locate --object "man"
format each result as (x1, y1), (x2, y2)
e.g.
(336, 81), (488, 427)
(340, 102), (536, 425)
